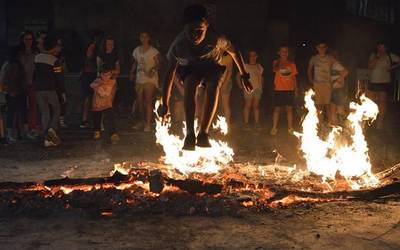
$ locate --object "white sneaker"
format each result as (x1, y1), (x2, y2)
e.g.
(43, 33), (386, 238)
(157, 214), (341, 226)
(44, 139), (57, 147)
(47, 128), (61, 145)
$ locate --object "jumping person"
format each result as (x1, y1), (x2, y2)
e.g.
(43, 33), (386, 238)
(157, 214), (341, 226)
(271, 45), (298, 135)
(158, 4), (253, 150)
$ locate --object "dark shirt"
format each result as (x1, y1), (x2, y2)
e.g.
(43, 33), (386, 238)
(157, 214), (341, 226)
(97, 52), (119, 70)
(33, 53), (64, 92)
(0, 60), (26, 95)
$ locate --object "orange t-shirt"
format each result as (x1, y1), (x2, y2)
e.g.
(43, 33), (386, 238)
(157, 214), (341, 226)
(273, 60), (297, 91)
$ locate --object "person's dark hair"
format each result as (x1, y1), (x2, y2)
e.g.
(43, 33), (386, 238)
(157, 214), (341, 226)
(183, 4), (208, 24)
(99, 35), (116, 56)
(43, 34), (59, 51)
(315, 39), (328, 47)
(99, 63), (113, 73)
(84, 41), (97, 57)
(18, 30), (38, 52)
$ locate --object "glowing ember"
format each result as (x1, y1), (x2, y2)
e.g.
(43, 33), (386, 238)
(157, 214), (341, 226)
(296, 89), (379, 189)
(154, 101), (234, 176)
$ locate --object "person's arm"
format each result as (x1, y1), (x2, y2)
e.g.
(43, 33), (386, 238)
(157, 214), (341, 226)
(389, 54), (400, 70)
(368, 54), (379, 70)
(225, 43), (252, 93)
(159, 61), (178, 121)
(54, 60), (66, 102)
(272, 60), (280, 73)
(129, 58), (137, 82)
(113, 61), (121, 77)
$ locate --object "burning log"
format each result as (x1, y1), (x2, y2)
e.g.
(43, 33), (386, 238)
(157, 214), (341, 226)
(166, 178), (222, 195)
(267, 181), (400, 203)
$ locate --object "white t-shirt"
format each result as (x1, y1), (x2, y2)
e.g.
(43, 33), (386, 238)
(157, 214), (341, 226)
(369, 53), (400, 83)
(309, 55), (333, 84)
(245, 63), (264, 90)
(132, 46), (159, 85)
(331, 61), (345, 89)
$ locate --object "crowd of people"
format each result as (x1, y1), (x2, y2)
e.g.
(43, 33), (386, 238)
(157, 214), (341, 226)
(0, 4), (399, 149)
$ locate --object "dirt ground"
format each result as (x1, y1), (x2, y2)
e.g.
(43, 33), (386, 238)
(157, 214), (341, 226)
(0, 113), (400, 249)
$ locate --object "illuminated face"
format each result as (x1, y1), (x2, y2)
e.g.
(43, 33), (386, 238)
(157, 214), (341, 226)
(249, 51), (258, 64)
(23, 34), (33, 49)
(101, 71), (112, 80)
(106, 39), (114, 53)
(278, 47), (289, 60)
(185, 19), (209, 45)
(316, 43), (328, 55)
(377, 44), (386, 54)
(140, 33), (150, 45)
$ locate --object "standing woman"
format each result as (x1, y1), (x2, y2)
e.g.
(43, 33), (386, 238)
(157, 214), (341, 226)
(79, 41), (97, 128)
(130, 32), (160, 132)
(368, 42), (400, 129)
(17, 30), (39, 135)
(97, 35), (120, 78)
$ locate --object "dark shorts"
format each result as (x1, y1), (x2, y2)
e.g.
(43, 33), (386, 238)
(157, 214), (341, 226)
(331, 88), (347, 106)
(176, 62), (226, 88)
(80, 72), (97, 98)
(368, 82), (391, 93)
(273, 91), (295, 107)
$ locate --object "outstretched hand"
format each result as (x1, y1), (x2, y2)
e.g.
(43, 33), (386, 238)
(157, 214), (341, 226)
(241, 78), (253, 94)
(157, 104), (170, 125)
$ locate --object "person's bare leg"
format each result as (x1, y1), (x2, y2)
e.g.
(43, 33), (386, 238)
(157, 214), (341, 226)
(82, 97), (89, 123)
(272, 107), (280, 130)
(199, 84), (219, 134)
(135, 88), (144, 128)
(286, 106), (294, 131)
(196, 82), (220, 148)
(183, 75), (199, 150)
(329, 103), (338, 125)
(253, 97), (261, 125)
(143, 83), (156, 130)
(243, 97), (252, 125)
(220, 93), (231, 125)
(377, 91), (386, 129)
(195, 86), (205, 120)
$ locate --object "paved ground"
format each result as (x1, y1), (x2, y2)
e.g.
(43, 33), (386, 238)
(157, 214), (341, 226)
(0, 105), (400, 249)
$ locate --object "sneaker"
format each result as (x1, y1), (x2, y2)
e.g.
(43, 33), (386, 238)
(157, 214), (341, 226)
(243, 124), (251, 131)
(270, 128), (278, 136)
(80, 121), (90, 129)
(110, 133), (120, 144)
(47, 128), (61, 145)
(196, 132), (211, 148)
(94, 131), (101, 140)
(44, 139), (57, 147)
(182, 133), (196, 151)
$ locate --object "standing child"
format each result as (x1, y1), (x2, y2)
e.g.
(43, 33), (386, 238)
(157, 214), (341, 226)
(33, 35), (63, 147)
(307, 41), (334, 124)
(159, 4), (253, 150)
(271, 46), (298, 135)
(91, 65), (119, 144)
(130, 32), (160, 132)
(237, 50), (264, 131)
